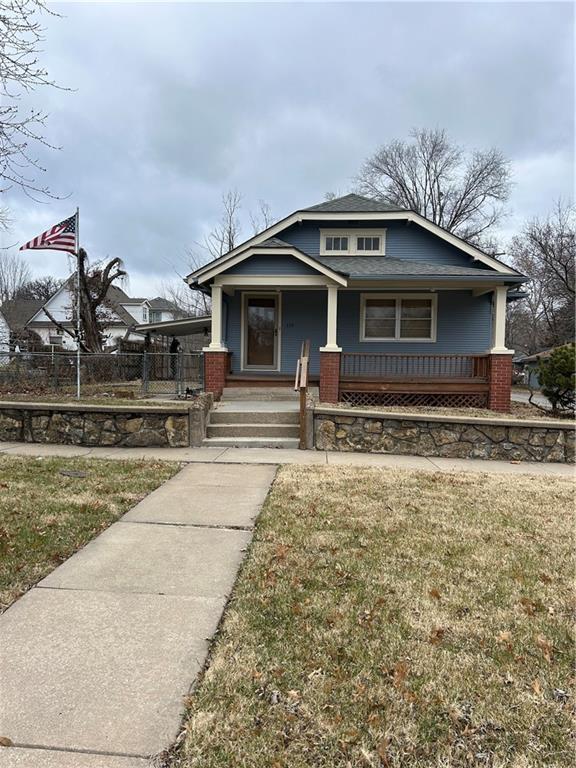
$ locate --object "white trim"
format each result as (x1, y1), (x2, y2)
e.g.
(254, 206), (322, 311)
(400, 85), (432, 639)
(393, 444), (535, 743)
(240, 292), (282, 372)
(320, 229), (386, 256)
(198, 246), (347, 286)
(187, 210), (518, 281)
(322, 285), (341, 351)
(207, 284), (227, 351)
(489, 286), (512, 354)
(359, 292), (438, 343)
(214, 275), (340, 288)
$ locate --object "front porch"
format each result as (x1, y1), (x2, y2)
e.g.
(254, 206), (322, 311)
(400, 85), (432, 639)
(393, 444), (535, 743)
(203, 280), (514, 412)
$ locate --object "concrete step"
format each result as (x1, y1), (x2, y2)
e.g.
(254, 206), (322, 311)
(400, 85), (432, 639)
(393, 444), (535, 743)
(207, 423), (300, 438)
(210, 410), (299, 425)
(221, 387), (299, 401)
(202, 436), (300, 449)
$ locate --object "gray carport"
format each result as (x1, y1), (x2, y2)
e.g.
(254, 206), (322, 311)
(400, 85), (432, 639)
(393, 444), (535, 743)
(133, 315), (211, 352)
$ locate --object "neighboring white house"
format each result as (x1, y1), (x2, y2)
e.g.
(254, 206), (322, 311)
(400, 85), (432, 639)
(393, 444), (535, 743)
(21, 284), (178, 351)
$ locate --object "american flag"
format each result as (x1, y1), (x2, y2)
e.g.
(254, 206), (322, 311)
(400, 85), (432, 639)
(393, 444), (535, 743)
(19, 214), (77, 255)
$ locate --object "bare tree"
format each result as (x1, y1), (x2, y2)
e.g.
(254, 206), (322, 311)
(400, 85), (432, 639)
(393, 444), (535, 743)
(0, 0), (62, 198)
(508, 202), (575, 352)
(249, 199), (274, 235)
(14, 274), (63, 302)
(159, 275), (210, 318)
(176, 190), (274, 317)
(203, 189), (242, 258)
(43, 249), (127, 352)
(355, 128), (511, 248)
(0, 251), (31, 304)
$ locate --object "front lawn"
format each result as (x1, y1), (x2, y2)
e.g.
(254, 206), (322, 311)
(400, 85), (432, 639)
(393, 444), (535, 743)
(176, 465), (573, 768)
(0, 455), (179, 611)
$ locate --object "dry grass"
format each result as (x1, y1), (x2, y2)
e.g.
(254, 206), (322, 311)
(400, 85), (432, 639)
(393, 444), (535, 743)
(0, 455), (178, 610)
(176, 465), (574, 768)
(319, 401), (570, 422)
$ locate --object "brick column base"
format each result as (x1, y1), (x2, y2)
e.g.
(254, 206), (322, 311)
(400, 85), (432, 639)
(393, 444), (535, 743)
(319, 351), (341, 404)
(203, 351), (229, 400)
(488, 354), (513, 412)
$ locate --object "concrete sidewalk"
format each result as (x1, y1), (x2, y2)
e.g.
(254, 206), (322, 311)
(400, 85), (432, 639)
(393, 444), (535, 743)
(0, 463), (277, 767)
(0, 440), (573, 476)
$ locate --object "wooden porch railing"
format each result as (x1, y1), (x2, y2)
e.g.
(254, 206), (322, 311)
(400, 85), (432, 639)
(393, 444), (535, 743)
(294, 339), (310, 449)
(340, 353), (490, 381)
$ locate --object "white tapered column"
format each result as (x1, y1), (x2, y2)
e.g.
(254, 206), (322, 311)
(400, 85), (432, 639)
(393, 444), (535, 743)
(320, 285), (341, 352)
(204, 284), (227, 351)
(489, 286), (512, 354)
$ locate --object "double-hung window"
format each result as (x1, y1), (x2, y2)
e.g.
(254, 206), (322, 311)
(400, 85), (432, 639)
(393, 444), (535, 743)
(360, 294), (436, 342)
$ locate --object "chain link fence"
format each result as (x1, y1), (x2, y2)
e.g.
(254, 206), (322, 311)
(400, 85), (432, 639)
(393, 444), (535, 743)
(0, 351), (203, 398)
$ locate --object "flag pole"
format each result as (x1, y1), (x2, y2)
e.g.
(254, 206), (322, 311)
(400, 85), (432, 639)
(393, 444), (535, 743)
(75, 207), (81, 400)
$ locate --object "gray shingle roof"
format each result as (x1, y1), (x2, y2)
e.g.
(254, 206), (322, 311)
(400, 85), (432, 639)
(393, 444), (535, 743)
(257, 237), (293, 248)
(316, 256), (512, 279)
(302, 193), (405, 214)
(0, 299), (44, 329)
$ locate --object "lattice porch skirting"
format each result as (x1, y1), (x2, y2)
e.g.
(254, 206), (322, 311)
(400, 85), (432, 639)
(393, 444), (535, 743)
(340, 391), (489, 409)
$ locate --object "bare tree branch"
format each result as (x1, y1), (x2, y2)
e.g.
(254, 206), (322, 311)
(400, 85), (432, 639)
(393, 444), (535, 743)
(0, 250), (31, 303)
(355, 128), (511, 248)
(0, 0), (65, 200)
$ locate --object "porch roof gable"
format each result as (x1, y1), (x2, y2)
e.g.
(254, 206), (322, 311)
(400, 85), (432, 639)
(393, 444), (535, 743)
(194, 241), (349, 286)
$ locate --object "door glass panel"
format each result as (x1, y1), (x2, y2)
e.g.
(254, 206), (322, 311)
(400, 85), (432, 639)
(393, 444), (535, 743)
(246, 297), (276, 366)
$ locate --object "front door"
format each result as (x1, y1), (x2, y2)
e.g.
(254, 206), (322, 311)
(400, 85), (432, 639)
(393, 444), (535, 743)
(244, 294), (279, 369)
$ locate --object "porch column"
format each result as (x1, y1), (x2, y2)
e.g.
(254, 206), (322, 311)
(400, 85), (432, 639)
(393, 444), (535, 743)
(490, 286), (511, 354)
(203, 283), (228, 399)
(206, 284), (227, 351)
(319, 285), (341, 403)
(488, 287), (513, 412)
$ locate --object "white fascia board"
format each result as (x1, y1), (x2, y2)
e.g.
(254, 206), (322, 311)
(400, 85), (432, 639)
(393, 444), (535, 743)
(197, 246), (348, 286)
(187, 211), (518, 281)
(214, 275), (343, 287)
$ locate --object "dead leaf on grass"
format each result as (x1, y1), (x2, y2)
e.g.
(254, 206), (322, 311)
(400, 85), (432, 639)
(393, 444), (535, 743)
(536, 634), (553, 662)
(531, 679), (542, 696)
(429, 626), (446, 645)
(429, 588), (442, 600)
(519, 597), (540, 616)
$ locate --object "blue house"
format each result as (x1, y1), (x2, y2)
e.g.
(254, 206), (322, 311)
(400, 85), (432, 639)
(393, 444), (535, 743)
(187, 194), (527, 411)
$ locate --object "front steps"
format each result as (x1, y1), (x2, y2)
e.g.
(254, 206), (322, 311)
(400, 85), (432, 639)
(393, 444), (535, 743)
(203, 391), (302, 448)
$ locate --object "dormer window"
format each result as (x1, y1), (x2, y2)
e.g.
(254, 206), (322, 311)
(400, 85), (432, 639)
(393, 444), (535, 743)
(320, 229), (386, 256)
(356, 235), (381, 253)
(325, 235), (349, 252)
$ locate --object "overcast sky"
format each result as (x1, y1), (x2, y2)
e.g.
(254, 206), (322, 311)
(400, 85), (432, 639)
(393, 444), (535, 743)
(2, 0), (574, 298)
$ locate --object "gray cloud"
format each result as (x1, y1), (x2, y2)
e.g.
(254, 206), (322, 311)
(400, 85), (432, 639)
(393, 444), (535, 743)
(1, 1), (573, 296)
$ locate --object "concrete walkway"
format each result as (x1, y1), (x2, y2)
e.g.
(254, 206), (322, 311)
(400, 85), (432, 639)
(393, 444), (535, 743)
(0, 440), (572, 476)
(0, 462), (277, 766)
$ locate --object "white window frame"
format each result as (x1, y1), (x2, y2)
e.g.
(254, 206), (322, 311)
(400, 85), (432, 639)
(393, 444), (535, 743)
(359, 293), (437, 343)
(320, 229), (386, 256)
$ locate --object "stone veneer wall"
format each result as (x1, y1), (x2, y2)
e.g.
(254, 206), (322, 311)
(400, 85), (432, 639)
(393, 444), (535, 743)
(0, 395), (213, 448)
(314, 407), (575, 463)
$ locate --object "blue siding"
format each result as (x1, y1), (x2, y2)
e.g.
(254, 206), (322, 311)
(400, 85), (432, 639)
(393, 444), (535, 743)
(226, 254), (320, 275)
(279, 220), (483, 267)
(224, 289), (492, 375)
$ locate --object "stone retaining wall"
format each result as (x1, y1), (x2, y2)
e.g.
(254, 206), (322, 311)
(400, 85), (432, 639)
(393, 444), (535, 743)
(0, 395), (213, 448)
(314, 407), (575, 463)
